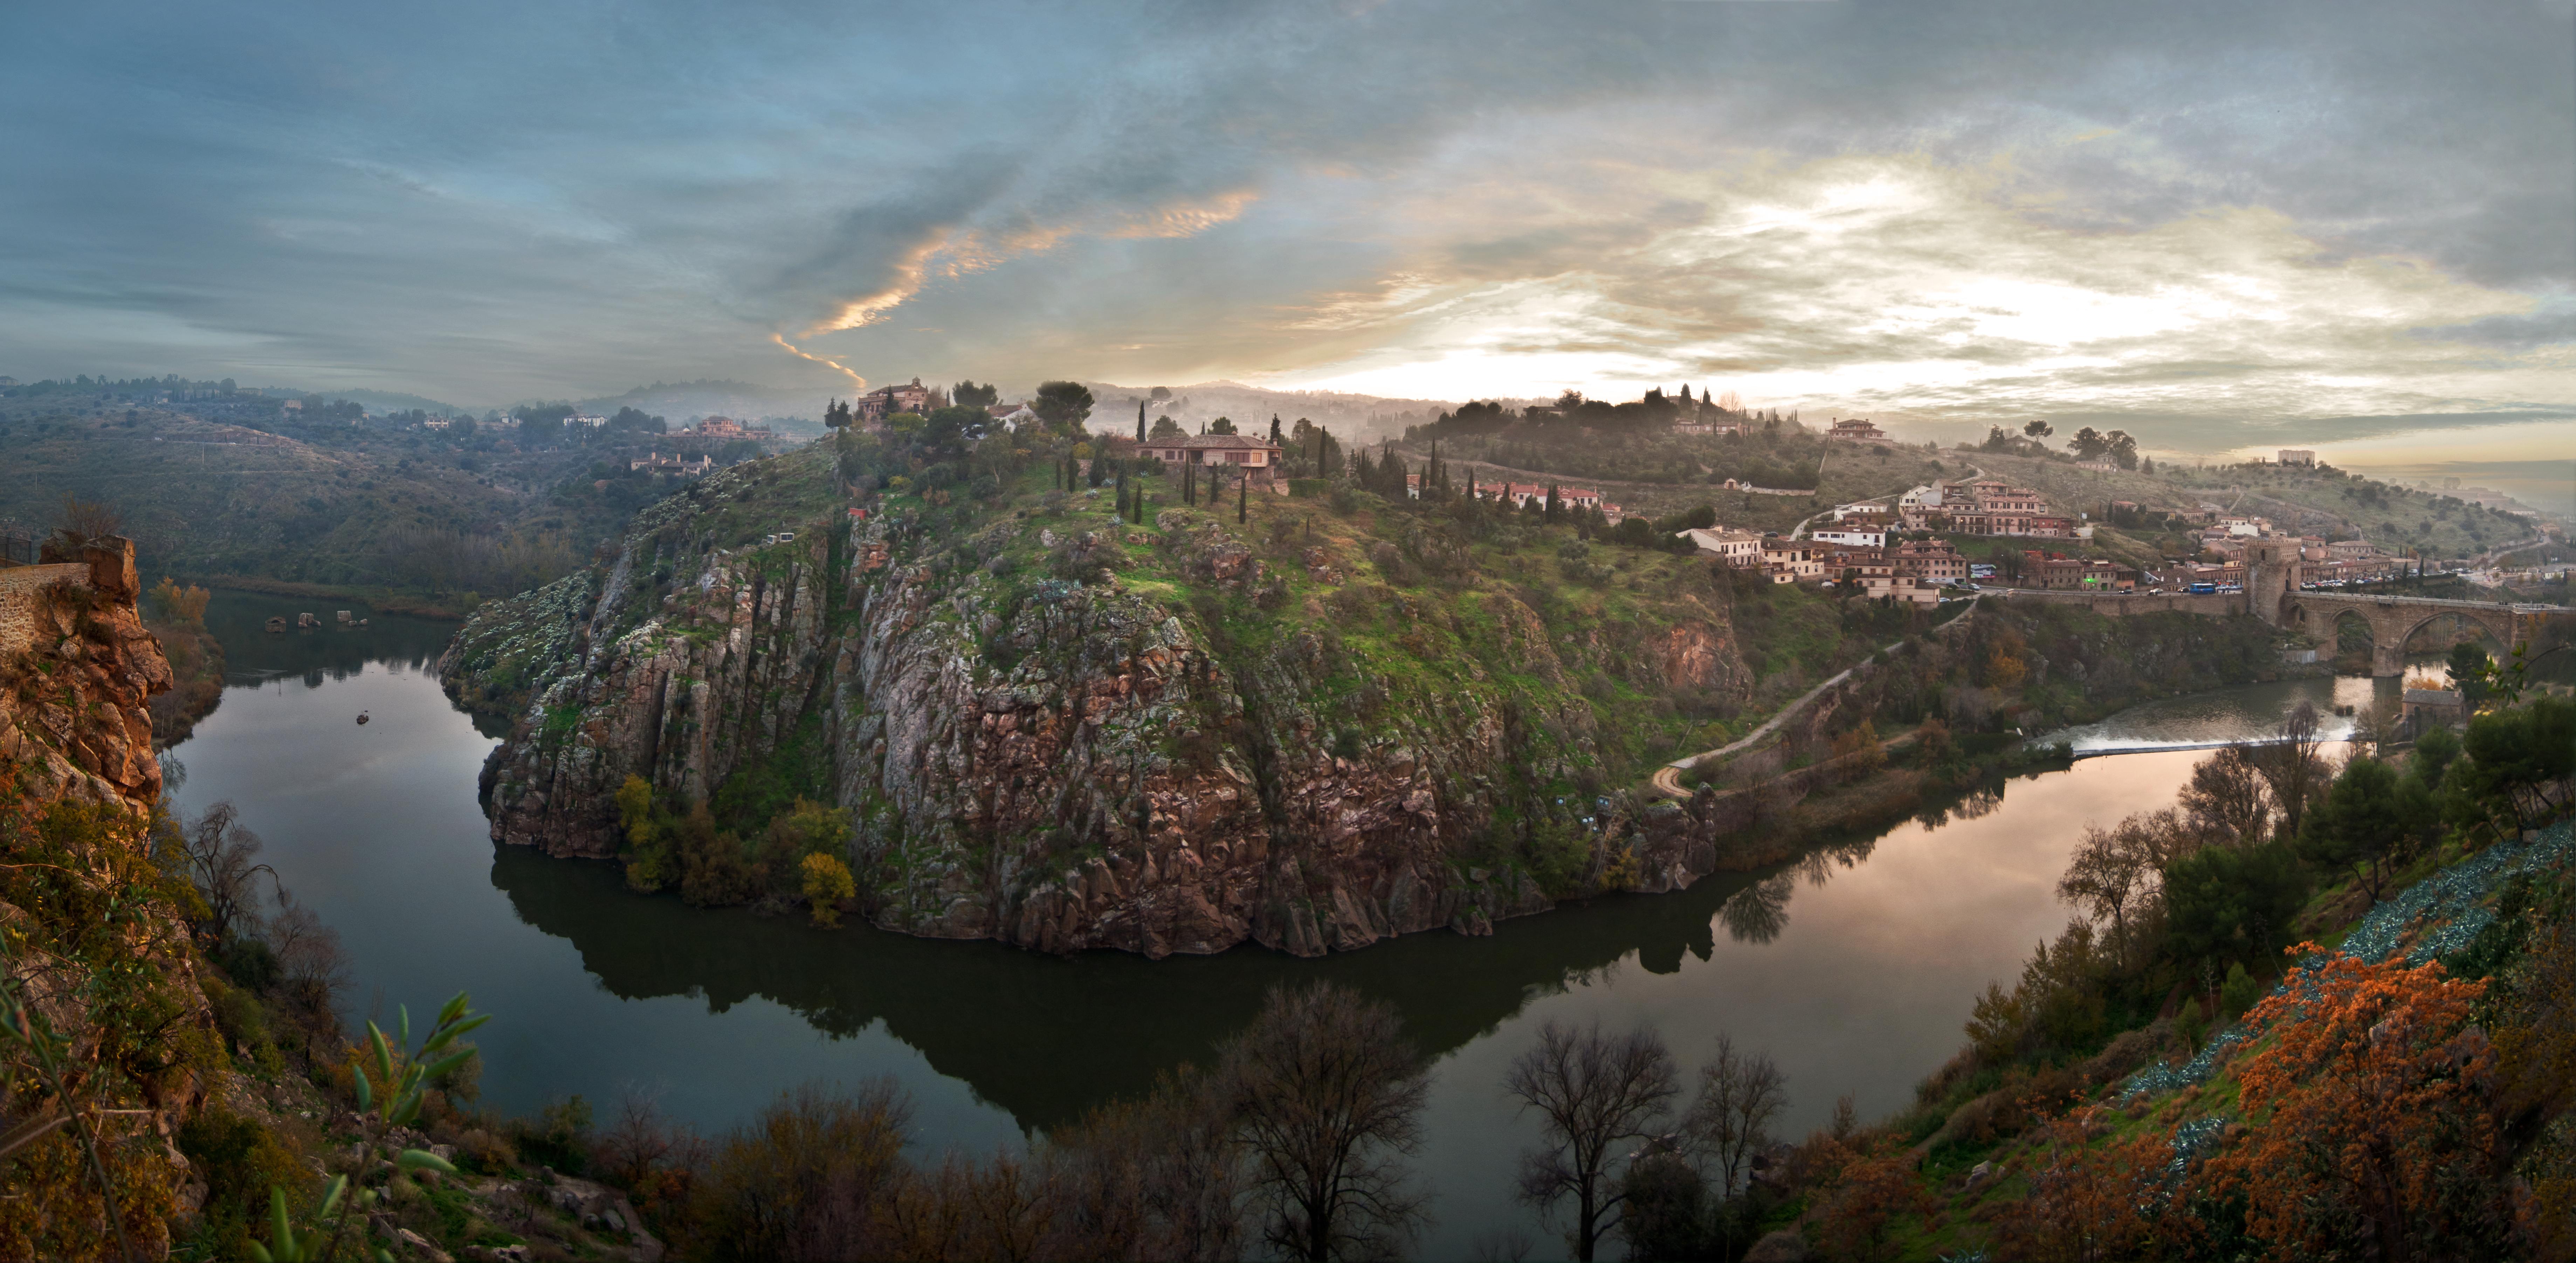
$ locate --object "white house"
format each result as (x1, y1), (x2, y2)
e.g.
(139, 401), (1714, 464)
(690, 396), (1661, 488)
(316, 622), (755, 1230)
(1811, 527), (1887, 549)
(1676, 528), (1763, 566)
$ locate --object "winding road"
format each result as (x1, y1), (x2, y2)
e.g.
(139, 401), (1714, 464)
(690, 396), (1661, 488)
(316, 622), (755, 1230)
(1647, 593), (1981, 798)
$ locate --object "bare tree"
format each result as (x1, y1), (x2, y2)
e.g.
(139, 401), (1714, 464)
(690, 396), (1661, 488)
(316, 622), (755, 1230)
(2259, 701), (2329, 839)
(266, 894), (352, 1061)
(2178, 746), (2273, 847)
(1504, 1019), (1679, 1262)
(1220, 983), (1430, 1263)
(2059, 810), (2197, 968)
(1682, 1034), (1788, 1199)
(176, 801), (278, 943)
(1047, 1062), (1245, 1262)
(49, 492), (120, 546)
(596, 1086), (683, 1189)
(2058, 823), (2153, 966)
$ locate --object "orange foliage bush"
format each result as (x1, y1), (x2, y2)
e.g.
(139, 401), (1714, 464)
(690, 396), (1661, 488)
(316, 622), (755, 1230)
(1986, 1106), (2168, 1263)
(1814, 1141), (1933, 1263)
(2204, 944), (2519, 1260)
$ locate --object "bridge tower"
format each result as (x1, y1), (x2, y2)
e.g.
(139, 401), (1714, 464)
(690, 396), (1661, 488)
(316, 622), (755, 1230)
(2244, 538), (2301, 626)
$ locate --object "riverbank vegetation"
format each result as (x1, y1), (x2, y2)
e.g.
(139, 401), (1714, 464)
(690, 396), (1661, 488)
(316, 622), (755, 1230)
(1661, 687), (2576, 1261)
(0, 777), (678, 1260)
(143, 574), (224, 744)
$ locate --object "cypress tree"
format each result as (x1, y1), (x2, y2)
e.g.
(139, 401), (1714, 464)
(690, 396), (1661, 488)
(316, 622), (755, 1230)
(1237, 470), (1247, 524)
(1546, 483), (1559, 522)
(1137, 400), (1147, 443)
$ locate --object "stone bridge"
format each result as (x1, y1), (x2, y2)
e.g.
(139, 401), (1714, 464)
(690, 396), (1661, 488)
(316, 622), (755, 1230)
(2284, 593), (2539, 676)
(1998, 537), (2571, 677)
(2243, 537), (2569, 676)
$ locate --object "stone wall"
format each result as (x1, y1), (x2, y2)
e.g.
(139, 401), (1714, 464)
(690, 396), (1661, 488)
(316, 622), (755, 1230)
(0, 563), (92, 655)
(1998, 589), (2241, 618)
(0, 538), (170, 809)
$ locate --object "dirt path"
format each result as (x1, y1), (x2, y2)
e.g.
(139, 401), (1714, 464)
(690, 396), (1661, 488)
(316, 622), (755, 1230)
(1648, 594), (1980, 797)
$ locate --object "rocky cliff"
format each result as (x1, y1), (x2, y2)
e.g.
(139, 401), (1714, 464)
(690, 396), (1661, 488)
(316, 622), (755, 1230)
(0, 537), (171, 808)
(442, 448), (1769, 957)
(0, 537), (225, 1258)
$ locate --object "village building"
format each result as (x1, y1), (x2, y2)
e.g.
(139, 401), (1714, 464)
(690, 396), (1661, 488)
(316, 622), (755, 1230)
(2026, 554), (2137, 591)
(1861, 573), (1941, 604)
(1135, 433), (1286, 480)
(2401, 687), (2465, 739)
(1472, 482), (1596, 511)
(1893, 538), (1968, 584)
(2279, 449), (2316, 466)
(1759, 538), (1824, 583)
(1675, 527), (1763, 566)
(629, 451), (714, 477)
(681, 416), (774, 441)
(1810, 525), (1887, 549)
(1825, 417), (1887, 442)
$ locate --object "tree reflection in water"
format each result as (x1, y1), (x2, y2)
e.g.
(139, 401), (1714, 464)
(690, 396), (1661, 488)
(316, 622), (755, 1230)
(1912, 784), (2005, 832)
(464, 692), (2071, 1137)
(1720, 875), (1793, 945)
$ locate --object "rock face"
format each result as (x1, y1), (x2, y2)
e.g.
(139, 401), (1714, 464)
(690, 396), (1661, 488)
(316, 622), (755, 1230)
(0, 537), (218, 1257)
(443, 459), (1750, 958)
(0, 537), (171, 808)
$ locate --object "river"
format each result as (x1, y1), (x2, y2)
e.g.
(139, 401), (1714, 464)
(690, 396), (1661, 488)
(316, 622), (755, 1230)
(165, 590), (2408, 1260)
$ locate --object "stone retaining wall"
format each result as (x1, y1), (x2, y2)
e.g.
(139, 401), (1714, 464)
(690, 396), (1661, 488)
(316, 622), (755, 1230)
(0, 563), (91, 655)
(1996, 588), (2241, 617)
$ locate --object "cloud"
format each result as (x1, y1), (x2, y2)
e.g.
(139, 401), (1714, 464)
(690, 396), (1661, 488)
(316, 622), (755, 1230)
(1272, 145), (2566, 428)
(0, 0), (2567, 423)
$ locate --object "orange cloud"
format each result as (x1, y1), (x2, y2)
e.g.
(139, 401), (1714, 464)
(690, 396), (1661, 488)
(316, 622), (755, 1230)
(770, 332), (867, 389)
(800, 189), (1258, 336)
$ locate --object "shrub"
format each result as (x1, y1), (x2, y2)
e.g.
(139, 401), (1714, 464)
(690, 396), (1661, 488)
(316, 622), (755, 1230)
(1524, 820), (1590, 899)
(512, 1095), (594, 1176)
(176, 1109), (303, 1259)
(800, 853), (855, 927)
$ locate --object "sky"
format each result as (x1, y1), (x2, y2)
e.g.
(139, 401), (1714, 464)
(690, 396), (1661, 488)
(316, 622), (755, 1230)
(3, 0), (2572, 475)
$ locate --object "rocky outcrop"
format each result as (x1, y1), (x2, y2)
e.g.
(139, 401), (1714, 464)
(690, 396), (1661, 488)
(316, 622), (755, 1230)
(0, 537), (171, 808)
(0, 537), (216, 1257)
(443, 457), (1749, 958)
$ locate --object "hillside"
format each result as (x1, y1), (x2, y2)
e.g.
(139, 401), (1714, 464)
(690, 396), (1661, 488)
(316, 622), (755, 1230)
(1954, 445), (2542, 563)
(0, 383), (712, 610)
(438, 417), (2304, 958)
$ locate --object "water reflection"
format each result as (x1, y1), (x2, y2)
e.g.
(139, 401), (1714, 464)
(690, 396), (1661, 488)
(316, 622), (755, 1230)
(484, 836), (1800, 1132)
(166, 588), (2343, 1261)
(203, 591), (459, 688)
(1719, 875), (1793, 945)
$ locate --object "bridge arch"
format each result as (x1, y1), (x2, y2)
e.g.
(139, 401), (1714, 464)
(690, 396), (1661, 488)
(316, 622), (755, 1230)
(2286, 596), (2531, 677)
(2393, 606), (2522, 675)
